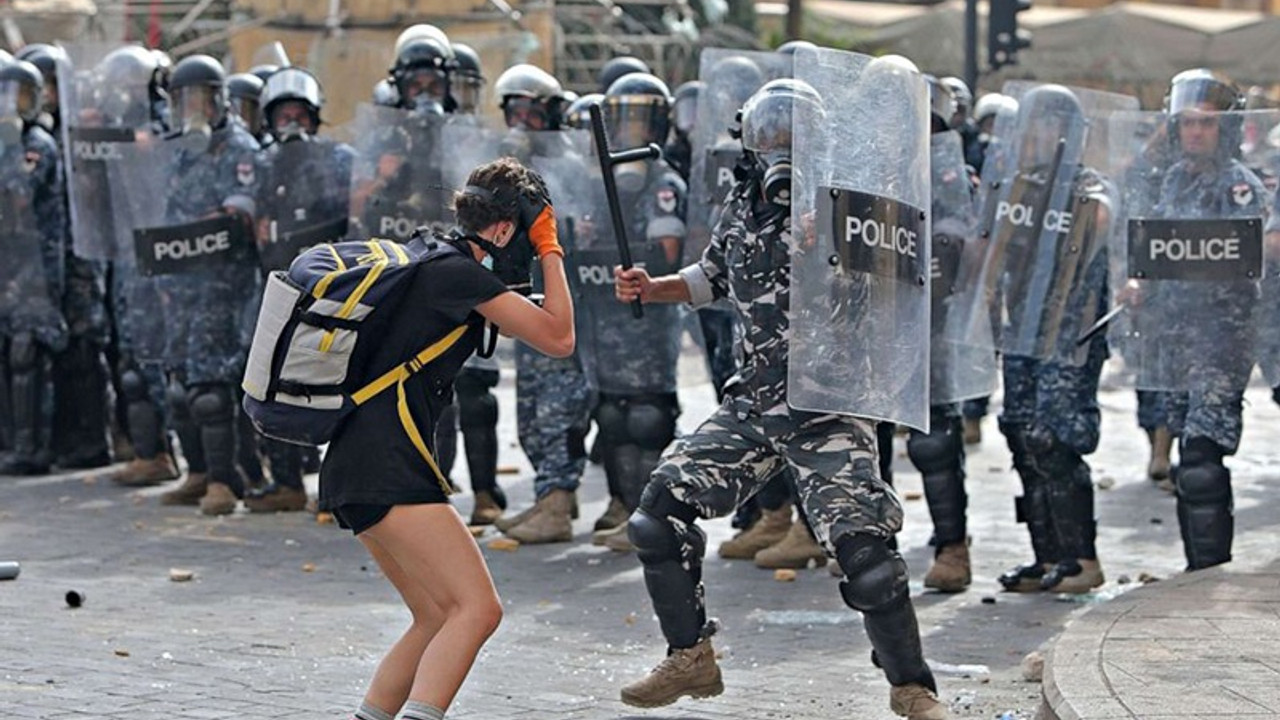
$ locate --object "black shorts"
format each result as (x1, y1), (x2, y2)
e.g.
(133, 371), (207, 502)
(332, 504), (393, 535)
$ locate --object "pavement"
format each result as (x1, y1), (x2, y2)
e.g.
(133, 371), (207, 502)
(1, 344), (1278, 719)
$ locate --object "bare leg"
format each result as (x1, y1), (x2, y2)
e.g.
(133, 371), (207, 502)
(362, 504), (504, 711)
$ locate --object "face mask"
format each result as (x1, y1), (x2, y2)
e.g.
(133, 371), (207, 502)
(756, 153), (792, 207)
(615, 160), (646, 194)
(274, 120), (308, 143)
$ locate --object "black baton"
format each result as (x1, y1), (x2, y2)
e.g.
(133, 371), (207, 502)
(588, 102), (661, 319)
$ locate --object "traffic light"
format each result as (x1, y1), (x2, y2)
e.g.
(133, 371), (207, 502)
(989, 0), (1032, 70)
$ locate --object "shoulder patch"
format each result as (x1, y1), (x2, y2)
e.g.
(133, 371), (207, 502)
(237, 161), (256, 187)
(1230, 182), (1254, 207)
(23, 150), (40, 173)
(656, 187), (677, 214)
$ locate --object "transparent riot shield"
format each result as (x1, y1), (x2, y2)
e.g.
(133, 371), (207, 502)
(929, 131), (994, 405)
(347, 103), (450, 242)
(257, 138), (352, 271)
(59, 44), (155, 261)
(789, 47), (931, 430)
(439, 118), (501, 212)
(550, 151), (682, 396)
(0, 167), (61, 335)
(1104, 109), (1274, 392)
(108, 134), (257, 368)
(947, 82), (1135, 367)
(687, 49), (792, 262)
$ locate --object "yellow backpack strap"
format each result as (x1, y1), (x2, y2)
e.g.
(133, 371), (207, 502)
(351, 324), (469, 406)
(396, 374), (453, 495)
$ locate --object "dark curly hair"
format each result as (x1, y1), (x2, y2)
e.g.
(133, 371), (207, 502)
(452, 156), (541, 233)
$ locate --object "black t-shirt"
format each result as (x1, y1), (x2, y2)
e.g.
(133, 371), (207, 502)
(319, 251), (508, 509)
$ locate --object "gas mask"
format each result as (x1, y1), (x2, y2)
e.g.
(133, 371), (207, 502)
(615, 160), (647, 195)
(754, 151), (792, 207)
(273, 120), (310, 144)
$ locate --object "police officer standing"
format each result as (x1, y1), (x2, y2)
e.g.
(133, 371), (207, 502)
(613, 75), (945, 719)
(0, 59), (68, 476)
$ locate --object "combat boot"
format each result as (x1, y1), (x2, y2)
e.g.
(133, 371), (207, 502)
(755, 521), (828, 569)
(718, 504), (792, 560)
(594, 496), (630, 531)
(620, 626), (723, 708)
(469, 490), (504, 526)
(1148, 427), (1173, 485)
(244, 484), (308, 513)
(160, 472), (208, 506)
(494, 504), (535, 533)
(503, 488), (573, 544)
(199, 482), (239, 516)
(890, 683), (949, 719)
(1041, 558), (1104, 594)
(961, 417), (982, 445)
(111, 453), (180, 487)
(923, 541), (971, 593)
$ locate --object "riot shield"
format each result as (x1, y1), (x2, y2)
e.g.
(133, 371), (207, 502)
(687, 49), (792, 261)
(550, 152), (682, 396)
(1104, 109), (1274, 392)
(108, 134), (257, 367)
(257, 138), (352, 271)
(347, 103), (450, 241)
(929, 131), (994, 404)
(947, 82), (1135, 367)
(789, 47), (931, 430)
(0, 161), (61, 336)
(440, 118), (501, 212)
(58, 44), (154, 261)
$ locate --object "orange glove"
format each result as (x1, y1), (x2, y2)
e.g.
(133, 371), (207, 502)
(527, 203), (563, 259)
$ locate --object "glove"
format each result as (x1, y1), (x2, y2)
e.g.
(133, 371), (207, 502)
(518, 174), (563, 259)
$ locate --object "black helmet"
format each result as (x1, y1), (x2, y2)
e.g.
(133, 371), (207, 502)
(15, 44), (63, 82)
(392, 37), (455, 115)
(671, 80), (702, 137)
(924, 74), (957, 133)
(495, 64), (564, 130)
(248, 64), (279, 84)
(564, 92), (603, 130)
(598, 56), (650, 94)
(451, 42), (484, 115)
(706, 55), (764, 122)
(1166, 68), (1244, 160)
(262, 66), (324, 140)
(170, 54), (228, 133)
(775, 40), (818, 56)
(603, 72), (671, 149)
(1014, 84), (1084, 169)
(0, 60), (44, 124)
(227, 72), (264, 136)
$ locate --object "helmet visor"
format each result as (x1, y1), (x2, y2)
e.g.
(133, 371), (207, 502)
(603, 97), (664, 148)
(230, 95), (261, 133)
(740, 93), (795, 156)
(672, 94), (697, 135)
(398, 68), (448, 106)
(503, 96), (550, 130)
(0, 81), (36, 122)
(1169, 78), (1240, 116)
(173, 85), (221, 134)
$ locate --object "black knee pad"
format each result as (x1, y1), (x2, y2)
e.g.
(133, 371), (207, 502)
(459, 391), (498, 431)
(456, 366), (500, 393)
(627, 402), (676, 451)
(8, 333), (37, 372)
(188, 385), (233, 425)
(1181, 436), (1226, 468)
(1176, 462), (1231, 506)
(907, 425), (961, 475)
(165, 377), (190, 418)
(593, 397), (628, 445)
(836, 534), (909, 615)
(119, 368), (150, 404)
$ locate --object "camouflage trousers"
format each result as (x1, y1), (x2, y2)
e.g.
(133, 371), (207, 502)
(999, 336), (1106, 457)
(515, 344), (593, 498)
(1136, 390), (1173, 432)
(651, 396), (901, 551)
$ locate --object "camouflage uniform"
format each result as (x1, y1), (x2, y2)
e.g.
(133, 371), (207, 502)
(628, 175), (934, 693)
(0, 123), (68, 472)
(1154, 159), (1264, 453)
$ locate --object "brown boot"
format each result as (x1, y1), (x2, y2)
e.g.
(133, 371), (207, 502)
(160, 472), (208, 506)
(244, 485), (308, 513)
(503, 489), (573, 544)
(110, 454), (179, 487)
(494, 504), (535, 533)
(923, 541), (971, 593)
(469, 490), (504, 526)
(890, 682), (949, 719)
(593, 496), (630, 532)
(620, 629), (724, 708)
(199, 482), (239, 516)
(1042, 558), (1105, 594)
(961, 417), (982, 445)
(755, 521), (828, 569)
(1147, 427), (1173, 482)
(603, 525), (634, 552)
(719, 504), (792, 560)
(592, 523), (627, 546)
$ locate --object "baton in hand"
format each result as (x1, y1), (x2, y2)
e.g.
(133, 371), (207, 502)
(1076, 303), (1126, 347)
(589, 102), (661, 319)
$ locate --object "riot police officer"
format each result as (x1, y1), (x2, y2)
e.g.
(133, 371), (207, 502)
(391, 36), (455, 116)
(146, 55), (262, 514)
(613, 77), (945, 719)
(227, 72), (266, 144)
(0, 60), (68, 475)
(490, 62), (595, 540)
(450, 43), (484, 116)
(244, 66), (353, 512)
